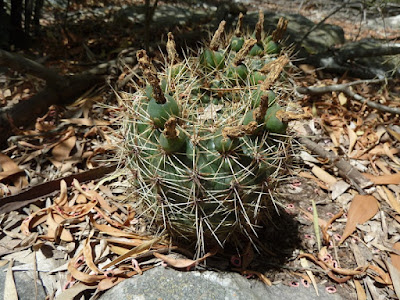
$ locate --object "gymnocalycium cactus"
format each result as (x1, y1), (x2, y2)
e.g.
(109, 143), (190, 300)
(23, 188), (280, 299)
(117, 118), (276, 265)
(122, 12), (291, 257)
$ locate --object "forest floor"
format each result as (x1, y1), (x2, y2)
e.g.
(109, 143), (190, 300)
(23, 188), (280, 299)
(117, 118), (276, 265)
(0, 0), (399, 299)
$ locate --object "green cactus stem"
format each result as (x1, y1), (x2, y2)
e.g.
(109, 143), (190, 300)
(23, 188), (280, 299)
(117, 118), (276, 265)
(160, 117), (186, 153)
(249, 11), (265, 56)
(265, 17), (288, 55)
(264, 103), (288, 134)
(147, 94), (180, 128)
(230, 12), (244, 51)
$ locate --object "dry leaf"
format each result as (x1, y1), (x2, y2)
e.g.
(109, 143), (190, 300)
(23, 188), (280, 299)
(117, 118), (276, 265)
(4, 259), (18, 300)
(368, 265), (392, 285)
(354, 279), (367, 300)
(62, 118), (111, 126)
(56, 283), (96, 300)
(347, 126), (358, 155)
(390, 243), (400, 272)
(339, 195), (379, 245)
(386, 260), (400, 299)
(109, 244), (132, 256)
(154, 250), (215, 269)
(382, 186), (400, 214)
(387, 127), (400, 142)
(52, 135), (77, 162)
(331, 180), (350, 200)
(0, 153), (27, 188)
(241, 270), (272, 286)
(91, 218), (146, 239)
(311, 166), (337, 185)
(363, 173), (400, 185)
(54, 180), (68, 206)
(356, 145), (399, 160)
(300, 255), (319, 296)
(83, 236), (101, 274)
(44, 212), (74, 242)
(102, 237), (162, 269)
(105, 237), (148, 248)
(97, 276), (125, 292)
(198, 104), (223, 121)
(67, 253), (105, 284)
(338, 92), (347, 106)
(383, 143), (400, 165)
(375, 159), (391, 175)
(21, 208), (47, 235)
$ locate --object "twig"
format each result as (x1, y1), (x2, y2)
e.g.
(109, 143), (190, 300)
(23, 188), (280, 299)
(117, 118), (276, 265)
(296, 80), (400, 115)
(298, 136), (373, 191)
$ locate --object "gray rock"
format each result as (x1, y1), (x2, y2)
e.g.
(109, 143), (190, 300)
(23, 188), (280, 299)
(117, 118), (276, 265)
(0, 265), (47, 300)
(99, 267), (342, 300)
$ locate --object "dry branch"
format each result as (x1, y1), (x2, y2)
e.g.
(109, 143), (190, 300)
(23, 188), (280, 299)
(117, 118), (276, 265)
(0, 49), (65, 84)
(0, 163), (117, 214)
(296, 80), (400, 115)
(0, 49), (112, 148)
(298, 136), (373, 191)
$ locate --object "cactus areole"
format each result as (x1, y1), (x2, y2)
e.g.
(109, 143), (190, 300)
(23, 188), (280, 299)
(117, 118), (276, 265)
(122, 14), (291, 257)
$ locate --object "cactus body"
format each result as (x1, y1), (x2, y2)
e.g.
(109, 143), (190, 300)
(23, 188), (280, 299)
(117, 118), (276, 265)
(122, 15), (290, 256)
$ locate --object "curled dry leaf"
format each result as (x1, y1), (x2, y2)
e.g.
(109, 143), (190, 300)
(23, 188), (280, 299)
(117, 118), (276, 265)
(154, 250), (215, 270)
(0, 153), (28, 189)
(21, 208), (47, 235)
(68, 261), (105, 284)
(97, 276), (125, 292)
(43, 211), (74, 242)
(83, 236), (102, 274)
(339, 195), (379, 245)
(93, 207), (124, 228)
(54, 180), (68, 206)
(90, 217), (147, 239)
(67, 251), (105, 284)
(55, 198), (98, 219)
(240, 270), (272, 286)
(368, 265), (392, 285)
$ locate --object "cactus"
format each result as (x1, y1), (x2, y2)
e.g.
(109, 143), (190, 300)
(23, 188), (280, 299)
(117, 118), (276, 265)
(121, 13), (291, 257)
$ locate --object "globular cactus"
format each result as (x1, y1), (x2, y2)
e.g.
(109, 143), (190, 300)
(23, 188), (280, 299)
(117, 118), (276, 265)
(121, 12), (291, 257)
